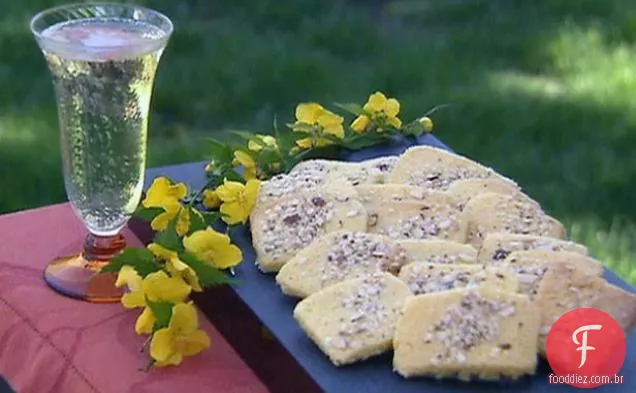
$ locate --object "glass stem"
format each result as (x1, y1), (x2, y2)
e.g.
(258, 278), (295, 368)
(83, 233), (126, 267)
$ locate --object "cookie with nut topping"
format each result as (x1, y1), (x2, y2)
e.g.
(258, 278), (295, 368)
(533, 263), (636, 356)
(461, 193), (565, 247)
(397, 263), (519, 295)
(290, 156), (398, 186)
(358, 187), (466, 242)
(250, 192), (368, 273)
(395, 239), (478, 265)
(276, 230), (408, 298)
(387, 146), (516, 191)
(393, 288), (540, 380)
(501, 250), (604, 298)
(477, 233), (588, 265)
(444, 178), (525, 210)
(258, 164), (358, 205)
(294, 272), (411, 366)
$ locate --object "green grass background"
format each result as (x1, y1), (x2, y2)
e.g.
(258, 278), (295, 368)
(1, 0), (634, 284)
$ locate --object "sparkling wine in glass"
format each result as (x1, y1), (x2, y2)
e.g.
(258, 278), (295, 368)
(30, 3), (173, 302)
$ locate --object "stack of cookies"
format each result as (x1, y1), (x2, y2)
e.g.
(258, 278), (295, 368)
(248, 145), (636, 382)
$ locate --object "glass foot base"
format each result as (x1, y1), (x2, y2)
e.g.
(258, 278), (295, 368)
(44, 233), (126, 303)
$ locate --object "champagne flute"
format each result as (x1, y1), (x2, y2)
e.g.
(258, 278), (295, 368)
(30, 3), (173, 303)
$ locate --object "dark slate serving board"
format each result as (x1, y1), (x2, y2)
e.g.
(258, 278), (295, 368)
(145, 133), (635, 393)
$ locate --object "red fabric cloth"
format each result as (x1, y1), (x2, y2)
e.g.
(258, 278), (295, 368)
(0, 203), (268, 393)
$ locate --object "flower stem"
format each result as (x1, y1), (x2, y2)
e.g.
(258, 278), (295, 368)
(139, 336), (151, 353)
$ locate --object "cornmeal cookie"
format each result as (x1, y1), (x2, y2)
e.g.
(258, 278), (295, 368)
(290, 156), (398, 186)
(250, 192), (368, 272)
(477, 233), (588, 264)
(294, 272), (411, 366)
(444, 178), (525, 210)
(258, 164), (358, 204)
(276, 231), (408, 298)
(502, 250), (604, 298)
(395, 239), (478, 264)
(393, 288), (540, 380)
(397, 263), (519, 295)
(387, 146), (516, 191)
(360, 188), (466, 242)
(461, 193), (565, 247)
(534, 263), (636, 355)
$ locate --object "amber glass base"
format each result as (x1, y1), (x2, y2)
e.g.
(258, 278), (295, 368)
(44, 233), (127, 303)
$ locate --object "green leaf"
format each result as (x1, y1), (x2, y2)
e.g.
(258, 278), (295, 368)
(188, 208), (208, 233)
(153, 217), (184, 252)
(402, 121), (426, 136)
(223, 168), (246, 182)
(202, 211), (222, 226)
(180, 252), (236, 287)
(100, 248), (161, 278)
(134, 206), (164, 222)
(226, 129), (257, 141)
(147, 300), (173, 330)
(334, 102), (366, 116)
(207, 138), (234, 163)
(287, 123), (314, 133)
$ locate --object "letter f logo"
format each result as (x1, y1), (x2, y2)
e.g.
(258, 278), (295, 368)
(572, 324), (603, 368)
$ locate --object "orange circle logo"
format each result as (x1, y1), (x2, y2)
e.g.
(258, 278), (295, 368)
(546, 308), (626, 388)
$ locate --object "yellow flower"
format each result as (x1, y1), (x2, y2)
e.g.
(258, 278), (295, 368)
(150, 205), (191, 237)
(147, 243), (202, 292)
(202, 189), (221, 209)
(293, 103), (344, 148)
(351, 91), (402, 132)
(115, 265), (145, 309)
(183, 227), (243, 269)
(142, 270), (192, 304)
(248, 134), (278, 152)
(419, 116), (434, 132)
(232, 150), (258, 180)
(150, 302), (211, 367)
(135, 307), (156, 334)
(142, 177), (187, 209)
(215, 179), (260, 225)
(350, 115), (371, 133)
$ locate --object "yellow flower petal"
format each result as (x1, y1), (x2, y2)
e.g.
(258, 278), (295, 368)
(135, 307), (156, 334)
(248, 135), (278, 152)
(183, 228), (243, 269)
(150, 205), (179, 232)
(295, 103), (324, 124)
(232, 151), (256, 169)
(295, 137), (312, 149)
(363, 92), (387, 113)
(383, 98), (400, 117)
(350, 115), (370, 133)
(323, 123), (345, 140)
(142, 177), (187, 208)
(150, 328), (175, 363)
(165, 258), (203, 292)
(220, 201), (247, 225)
(176, 207), (190, 237)
(419, 116), (433, 132)
(148, 243), (178, 261)
(169, 302), (199, 334)
(121, 291), (145, 309)
(142, 271), (191, 303)
(387, 115), (402, 129)
(115, 265), (141, 290)
(215, 181), (245, 202)
(181, 329), (211, 356)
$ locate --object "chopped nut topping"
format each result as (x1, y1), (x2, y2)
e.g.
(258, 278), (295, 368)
(404, 265), (488, 295)
(320, 232), (407, 287)
(408, 166), (497, 190)
(260, 162), (355, 202)
(328, 275), (391, 350)
(378, 206), (459, 240)
(428, 291), (516, 364)
(259, 194), (334, 260)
